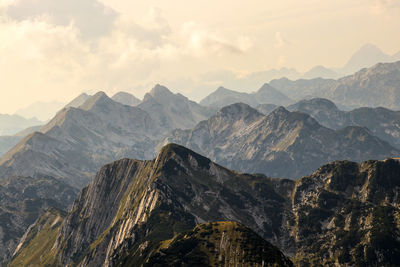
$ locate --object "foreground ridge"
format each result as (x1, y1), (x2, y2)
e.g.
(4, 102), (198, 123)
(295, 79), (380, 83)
(10, 144), (400, 266)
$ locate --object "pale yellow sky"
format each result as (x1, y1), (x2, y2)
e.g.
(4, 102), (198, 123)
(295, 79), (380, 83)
(0, 0), (399, 114)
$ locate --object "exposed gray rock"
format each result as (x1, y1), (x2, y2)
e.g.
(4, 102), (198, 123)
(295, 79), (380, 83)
(162, 103), (399, 179)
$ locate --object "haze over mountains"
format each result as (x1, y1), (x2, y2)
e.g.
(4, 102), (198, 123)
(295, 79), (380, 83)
(0, 114), (42, 136)
(1, 56), (400, 266)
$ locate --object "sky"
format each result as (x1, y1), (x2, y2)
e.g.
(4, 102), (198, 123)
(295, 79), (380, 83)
(0, 0), (400, 115)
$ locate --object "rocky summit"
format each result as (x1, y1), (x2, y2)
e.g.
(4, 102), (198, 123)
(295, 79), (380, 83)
(162, 103), (399, 179)
(10, 144), (400, 266)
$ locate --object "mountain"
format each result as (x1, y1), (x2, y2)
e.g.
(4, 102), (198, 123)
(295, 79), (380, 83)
(162, 103), (399, 178)
(287, 98), (400, 149)
(269, 77), (337, 102)
(64, 93), (91, 109)
(0, 176), (77, 263)
(270, 61), (400, 110)
(10, 144), (400, 266)
(138, 84), (214, 131)
(200, 86), (258, 107)
(341, 44), (395, 74)
(0, 114), (42, 136)
(112, 91), (141, 106)
(145, 222), (293, 267)
(0, 92), (162, 188)
(329, 61), (400, 109)
(0, 136), (22, 157)
(256, 103), (278, 115)
(15, 100), (66, 121)
(302, 65), (339, 79)
(200, 83), (292, 109)
(10, 144), (294, 266)
(0, 125), (43, 157)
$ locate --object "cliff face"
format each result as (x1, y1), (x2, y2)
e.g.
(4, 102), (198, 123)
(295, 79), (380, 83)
(11, 145), (400, 266)
(291, 159), (400, 266)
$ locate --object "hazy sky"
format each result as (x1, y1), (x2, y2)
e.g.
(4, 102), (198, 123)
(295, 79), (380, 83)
(0, 0), (399, 114)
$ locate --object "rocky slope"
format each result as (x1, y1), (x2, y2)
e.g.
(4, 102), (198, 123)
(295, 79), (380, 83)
(0, 176), (77, 263)
(138, 84), (214, 131)
(112, 91), (141, 106)
(200, 83), (292, 108)
(145, 221), (293, 267)
(0, 92), (162, 188)
(288, 98), (400, 149)
(11, 144), (295, 266)
(10, 144), (400, 266)
(162, 103), (399, 179)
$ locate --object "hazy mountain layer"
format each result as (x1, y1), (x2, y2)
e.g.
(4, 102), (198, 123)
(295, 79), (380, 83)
(0, 114), (42, 136)
(0, 92), (161, 188)
(288, 98), (400, 149)
(200, 83), (292, 108)
(270, 61), (400, 110)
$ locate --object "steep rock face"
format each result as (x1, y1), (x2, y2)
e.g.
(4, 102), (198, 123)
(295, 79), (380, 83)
(145, 221), (294, 267)
(0, 92), (161, 188)
(10, 207), (67, 267)
(0, 176), (77, 263)
(288, 98), (400, 149)
(11, 145), (400, 266)
(200, 84), (292, 109)
(291, 159), (400, 266)
(163, 104), (399, 179)
(15, 144), (294, 266)
(138, 84), (214, 131)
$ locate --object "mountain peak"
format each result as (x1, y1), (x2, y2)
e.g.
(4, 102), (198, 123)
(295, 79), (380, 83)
(157, 143), (211, 169)
(257, 83), (276, 92)
(111, 91), (141, 106)
(65, 93), (91, 109)
(78, 91), (112, 111)
(150, 84), (174, 97)
(218, 102), (262, 119)
(270, 106), (290, 116)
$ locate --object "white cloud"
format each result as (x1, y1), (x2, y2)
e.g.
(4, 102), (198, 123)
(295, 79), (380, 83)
(370, 0), (400, 15)
(274, 32), (290, 48)
(3, 0), (117, 38)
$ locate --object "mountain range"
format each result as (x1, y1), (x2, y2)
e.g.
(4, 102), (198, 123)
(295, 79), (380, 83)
(9, 144), (400, 266)
(0, 114), (42, 136)
(251, 61), (400, 110)
(0, 86), (214, 189)
(287, 98), (400, 149)
(162, 103), (399, 178)
(200, 83), (292, 108)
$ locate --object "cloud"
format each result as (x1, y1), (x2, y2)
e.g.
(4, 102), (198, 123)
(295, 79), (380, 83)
(3, 0), (117, 38)
(370, 0), (400, 15)
(180, 21), (251, 56)
(274, 31), (290, 48)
